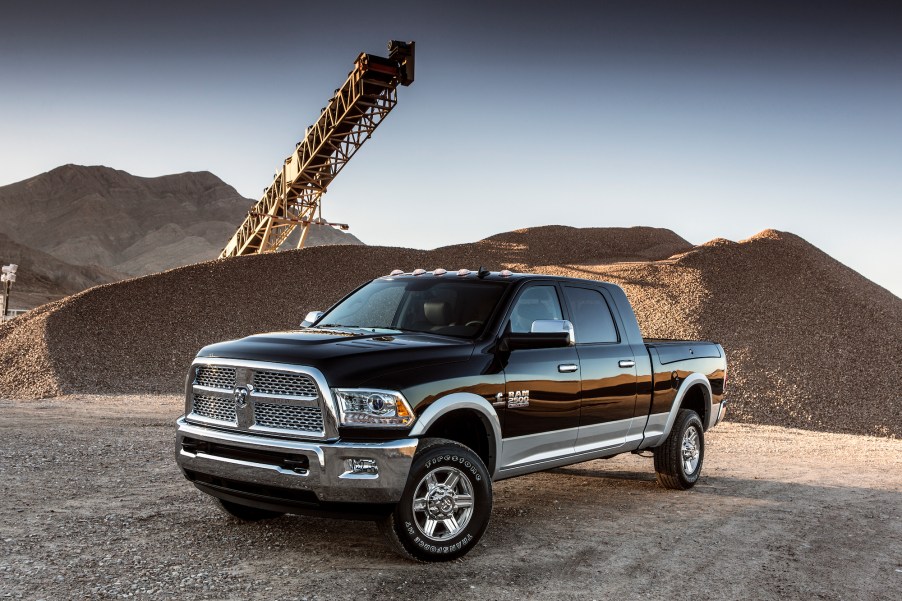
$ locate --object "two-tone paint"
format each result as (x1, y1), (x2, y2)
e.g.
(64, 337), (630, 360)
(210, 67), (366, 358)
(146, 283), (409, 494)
(186, 273), (726, 499)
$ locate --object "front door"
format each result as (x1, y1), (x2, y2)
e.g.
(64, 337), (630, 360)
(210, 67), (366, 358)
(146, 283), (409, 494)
(498, 284), (581, 469)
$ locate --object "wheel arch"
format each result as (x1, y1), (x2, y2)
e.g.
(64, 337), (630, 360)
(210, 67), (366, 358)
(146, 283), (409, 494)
(679, 381), (711, 428)
(640, 373), (713, 449)
(408, 393), (502, 476)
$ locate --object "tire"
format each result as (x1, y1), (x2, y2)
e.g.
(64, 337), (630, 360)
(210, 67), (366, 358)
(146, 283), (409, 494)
(216, 498), (284, 521)
(379, 438), (492, 561)
(653, 409), (705, 490)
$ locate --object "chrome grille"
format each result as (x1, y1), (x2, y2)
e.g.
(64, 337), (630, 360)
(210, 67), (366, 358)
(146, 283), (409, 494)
(252, 371), (318, 397)
(195, 365), (236, 389)
(192, 394), (237, 423)
(254, 403), (324, 433)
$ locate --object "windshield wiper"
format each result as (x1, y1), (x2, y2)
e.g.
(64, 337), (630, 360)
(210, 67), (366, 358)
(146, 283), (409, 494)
(316, 324), (422, 334)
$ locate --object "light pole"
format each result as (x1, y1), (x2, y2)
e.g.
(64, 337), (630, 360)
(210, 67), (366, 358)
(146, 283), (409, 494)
(1, 264), (17, 319)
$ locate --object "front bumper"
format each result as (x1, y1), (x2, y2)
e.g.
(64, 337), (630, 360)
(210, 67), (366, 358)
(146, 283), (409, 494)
(175, 417), (417, 510)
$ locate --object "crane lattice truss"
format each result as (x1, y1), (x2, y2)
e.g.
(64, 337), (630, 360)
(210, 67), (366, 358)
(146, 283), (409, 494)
(220, 42), (414, 258)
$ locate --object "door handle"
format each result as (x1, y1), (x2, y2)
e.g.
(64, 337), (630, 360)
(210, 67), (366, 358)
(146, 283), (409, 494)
(558, 364), (579, 373)
(618, 360), (636, 368)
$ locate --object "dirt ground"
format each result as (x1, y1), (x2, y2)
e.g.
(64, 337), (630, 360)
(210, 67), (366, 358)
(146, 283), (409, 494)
(1, 395), (900, 601)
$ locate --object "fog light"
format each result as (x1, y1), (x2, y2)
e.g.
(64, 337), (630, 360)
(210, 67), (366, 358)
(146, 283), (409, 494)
(347, 458), (378, 475)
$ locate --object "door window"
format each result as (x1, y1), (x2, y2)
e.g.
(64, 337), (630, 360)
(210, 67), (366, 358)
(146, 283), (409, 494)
(509, 285), (563, 333)
(563, 287), (619, 343)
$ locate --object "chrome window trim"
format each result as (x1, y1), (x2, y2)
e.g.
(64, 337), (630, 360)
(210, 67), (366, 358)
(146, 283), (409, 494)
(185, 357), (340, 441)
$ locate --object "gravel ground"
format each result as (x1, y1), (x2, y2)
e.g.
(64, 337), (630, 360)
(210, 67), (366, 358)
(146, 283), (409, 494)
(2, 395), (900, 600)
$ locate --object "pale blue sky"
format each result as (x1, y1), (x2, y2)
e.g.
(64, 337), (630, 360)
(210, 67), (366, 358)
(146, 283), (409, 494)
(1, 1), (900, 296)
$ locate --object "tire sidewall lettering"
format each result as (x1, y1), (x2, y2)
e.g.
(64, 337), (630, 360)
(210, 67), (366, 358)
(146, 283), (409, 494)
(413, 532), (473, 553)
(424, 454), (481, 481)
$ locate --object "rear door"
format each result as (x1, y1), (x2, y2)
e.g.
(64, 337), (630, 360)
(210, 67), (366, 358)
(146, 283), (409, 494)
(498, 283), (581, 469)
(561, 285), (641, 452)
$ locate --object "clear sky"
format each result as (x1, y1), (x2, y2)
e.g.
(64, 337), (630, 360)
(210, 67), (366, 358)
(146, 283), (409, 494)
(1, 1), (900, 296)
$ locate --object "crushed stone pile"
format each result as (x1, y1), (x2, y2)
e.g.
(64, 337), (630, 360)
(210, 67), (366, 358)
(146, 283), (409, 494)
(1, 226), (899, 438)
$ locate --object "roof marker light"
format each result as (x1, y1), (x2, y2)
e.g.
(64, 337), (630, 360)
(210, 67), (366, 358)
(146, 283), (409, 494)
(412, 268), (426, 276)
(500, 269), (513, 277)
(389, 269), (404, 276)
(457, 269), (470, 276)
(432, 268), (447, 276)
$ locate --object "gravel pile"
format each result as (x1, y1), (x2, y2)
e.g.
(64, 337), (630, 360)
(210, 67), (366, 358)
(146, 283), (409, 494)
(1, 226), (899, 437)
(540, 229), (902, 437)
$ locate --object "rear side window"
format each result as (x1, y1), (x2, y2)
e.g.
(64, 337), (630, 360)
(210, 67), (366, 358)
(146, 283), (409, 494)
(563, 287), (619, 343)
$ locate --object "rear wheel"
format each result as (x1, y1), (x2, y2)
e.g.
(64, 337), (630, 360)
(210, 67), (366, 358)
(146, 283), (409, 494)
(379, 438), (492, 561)
(653, 409), (705, 490)
(216, 498), (284, 521)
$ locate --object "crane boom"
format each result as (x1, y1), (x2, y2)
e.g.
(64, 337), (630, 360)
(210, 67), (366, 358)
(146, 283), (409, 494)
(220, 41), (415, 258)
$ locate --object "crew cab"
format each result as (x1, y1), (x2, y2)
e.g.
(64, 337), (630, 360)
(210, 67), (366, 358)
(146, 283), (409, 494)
(175, 269), (727, 561)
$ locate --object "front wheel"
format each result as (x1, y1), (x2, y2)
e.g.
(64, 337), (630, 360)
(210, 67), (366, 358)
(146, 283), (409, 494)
(379, 438), (492, 561)
(653, 409), (705, 490)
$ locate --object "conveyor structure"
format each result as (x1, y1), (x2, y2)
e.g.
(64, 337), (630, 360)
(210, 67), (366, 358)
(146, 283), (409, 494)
(220, 40), (414, 258)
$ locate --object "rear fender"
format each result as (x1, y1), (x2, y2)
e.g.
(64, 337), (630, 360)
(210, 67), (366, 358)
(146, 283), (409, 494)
(639, 374), (712, 450)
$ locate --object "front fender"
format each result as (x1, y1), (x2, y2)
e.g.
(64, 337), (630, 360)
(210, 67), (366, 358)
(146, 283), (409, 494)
(408, 392), (503, 478)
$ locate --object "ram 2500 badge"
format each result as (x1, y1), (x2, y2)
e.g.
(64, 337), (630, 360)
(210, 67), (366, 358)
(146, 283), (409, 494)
(176, 269), (727, 561)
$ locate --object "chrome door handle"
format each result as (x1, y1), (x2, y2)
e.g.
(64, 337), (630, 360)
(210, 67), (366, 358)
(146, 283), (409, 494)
(558, 364), (579, 373)
(618, 360), (636, 368)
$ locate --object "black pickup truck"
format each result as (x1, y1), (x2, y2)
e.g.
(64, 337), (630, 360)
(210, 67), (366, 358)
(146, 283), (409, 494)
(175, 269), (727, 561)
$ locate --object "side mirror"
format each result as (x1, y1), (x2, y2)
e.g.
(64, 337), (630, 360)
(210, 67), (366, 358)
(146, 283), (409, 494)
(499, 319), (575, 351)
(301, 311), (324, 328)
(530, 319), (575, 344)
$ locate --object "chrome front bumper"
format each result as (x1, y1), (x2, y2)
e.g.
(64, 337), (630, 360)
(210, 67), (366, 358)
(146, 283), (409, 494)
(175, 417), (418, 505)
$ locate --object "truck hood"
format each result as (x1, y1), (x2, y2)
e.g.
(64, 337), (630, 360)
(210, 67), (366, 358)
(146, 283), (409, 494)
(196, 328), (475, 387)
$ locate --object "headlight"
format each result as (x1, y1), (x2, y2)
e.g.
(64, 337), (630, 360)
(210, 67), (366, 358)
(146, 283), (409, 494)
(332, 389), (415, 428)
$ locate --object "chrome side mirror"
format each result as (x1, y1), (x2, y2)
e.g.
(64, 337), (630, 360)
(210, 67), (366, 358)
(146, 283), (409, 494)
(301, 310), (324, 328)
(531, 319), (575, 345)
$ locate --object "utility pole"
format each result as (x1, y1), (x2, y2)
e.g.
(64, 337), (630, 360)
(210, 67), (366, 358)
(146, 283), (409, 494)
(1, 264), (17, 319)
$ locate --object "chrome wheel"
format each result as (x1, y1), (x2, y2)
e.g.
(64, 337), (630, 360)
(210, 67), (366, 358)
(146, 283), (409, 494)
(411, 466), (474, 541)
(681, 425), (701, 475)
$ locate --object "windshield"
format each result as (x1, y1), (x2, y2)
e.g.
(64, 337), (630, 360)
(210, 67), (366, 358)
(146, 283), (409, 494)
(317, 278), (509, 339)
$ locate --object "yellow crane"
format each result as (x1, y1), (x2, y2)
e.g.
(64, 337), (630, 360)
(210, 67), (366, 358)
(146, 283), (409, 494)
(220, 41), (415, 258)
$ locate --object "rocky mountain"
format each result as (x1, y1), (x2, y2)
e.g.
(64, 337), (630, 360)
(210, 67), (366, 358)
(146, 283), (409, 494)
(0, 232), (122, 309)
(0, 164), (363, 309)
